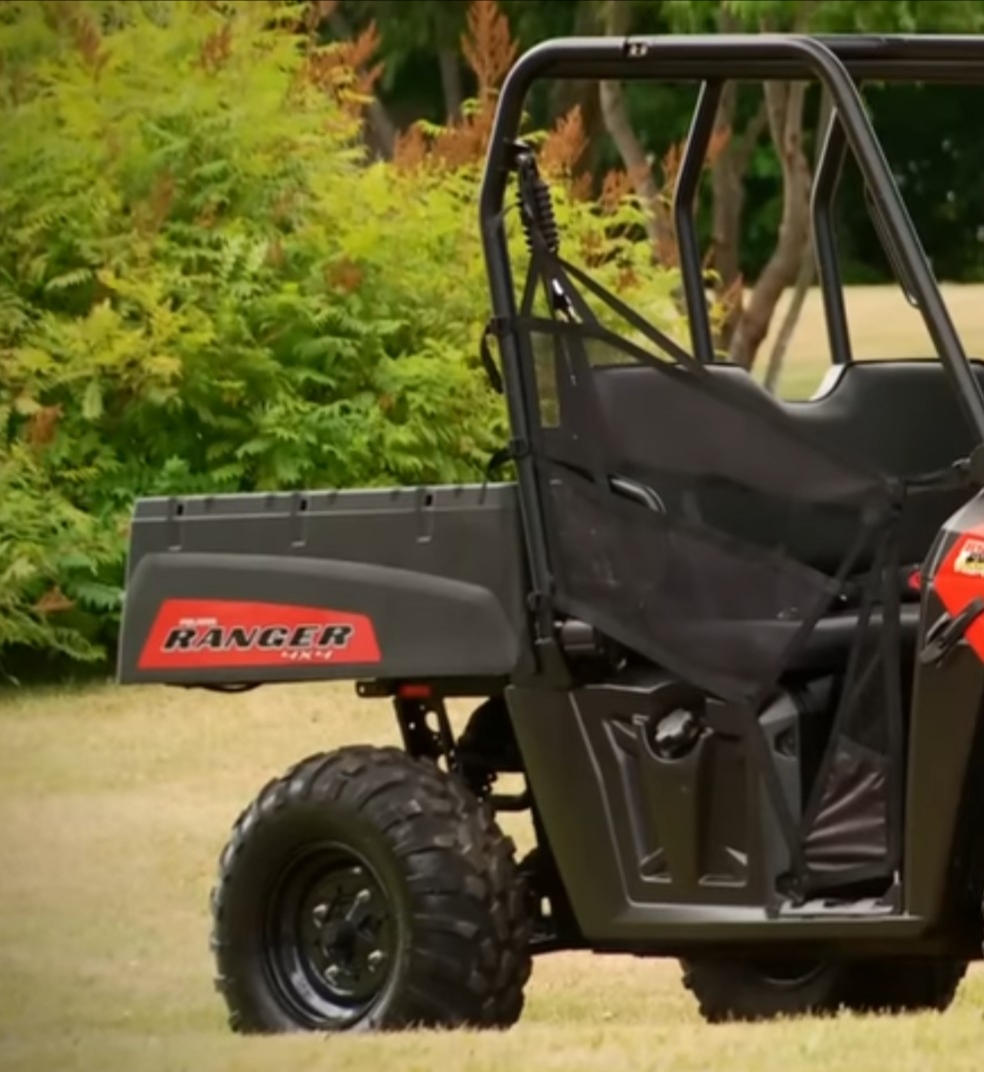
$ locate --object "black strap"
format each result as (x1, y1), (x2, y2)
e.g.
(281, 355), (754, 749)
(920, 595), (984, 667)
(902, 457), (978, 494)
(555, 252), (704, 370)
(484, 438), (528, 482)
(480, 320), (504, 395)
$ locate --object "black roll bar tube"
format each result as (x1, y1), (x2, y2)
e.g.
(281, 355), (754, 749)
(811, 108), (852, 365)
(673, 79), (723, 364)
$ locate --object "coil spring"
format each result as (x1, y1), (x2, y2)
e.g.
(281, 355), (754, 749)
(520, 171), (560, 255)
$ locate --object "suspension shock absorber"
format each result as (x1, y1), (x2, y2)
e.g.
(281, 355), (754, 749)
(514, 147), (570, 315)
(516, 151), (560, 255)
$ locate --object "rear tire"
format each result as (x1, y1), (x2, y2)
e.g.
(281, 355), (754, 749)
(682, 955), (967, 1023)
(210, 745), (533, 1034)
(842, 958), (967, 1013)
(681, 957), (845, 1023)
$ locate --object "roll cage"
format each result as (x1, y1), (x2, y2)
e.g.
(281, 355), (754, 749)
(479, 34), (984, 645)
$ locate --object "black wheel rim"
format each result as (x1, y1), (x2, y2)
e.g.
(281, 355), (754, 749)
(263, 841), (399, 1030)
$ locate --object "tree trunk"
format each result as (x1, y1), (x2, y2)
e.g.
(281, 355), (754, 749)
(326, 10), (397, 159)
(597, 0), (669, 257)
(599, 80), (664, 252)
(438, 47), (463, 123)
(710, 83), (768, 348)
(761, 89), (833, 393)
(728, 80), (812, 370)
(550, 0), (605, 177)
(705, 8), (769, 350)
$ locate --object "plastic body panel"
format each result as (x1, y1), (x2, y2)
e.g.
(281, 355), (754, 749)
(117, 483), (530, 686)
(506, 679), (928, 952)
(905, 490), (984, 922)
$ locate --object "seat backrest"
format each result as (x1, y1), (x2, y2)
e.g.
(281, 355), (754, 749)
(593, 358), (984, 573)
(785, 360), (984, 475)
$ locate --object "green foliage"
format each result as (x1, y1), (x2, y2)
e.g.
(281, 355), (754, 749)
(0, 444), (123, 667)
(0, 0), (683, 668)
(665, 0), (984, 31)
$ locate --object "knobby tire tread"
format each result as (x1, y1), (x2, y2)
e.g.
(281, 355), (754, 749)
(210, 745), (532, 1034)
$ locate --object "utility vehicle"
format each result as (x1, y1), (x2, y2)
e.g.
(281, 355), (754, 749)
(118, 34), (984, 1029)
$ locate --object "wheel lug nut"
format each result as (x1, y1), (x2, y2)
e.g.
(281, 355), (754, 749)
(312, 903), (329, 927)
(367, 950), (387, 971)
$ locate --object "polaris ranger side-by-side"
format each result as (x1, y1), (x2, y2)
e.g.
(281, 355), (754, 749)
(118, 35), (984, 1029)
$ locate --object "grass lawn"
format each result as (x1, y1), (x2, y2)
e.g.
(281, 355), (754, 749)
(761, 281), (984, 398)
(5, 284), (984, 1071)
(3, 679), (984, 1072)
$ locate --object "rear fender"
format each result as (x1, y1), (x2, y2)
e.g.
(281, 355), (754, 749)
(118, 553), (522, 685)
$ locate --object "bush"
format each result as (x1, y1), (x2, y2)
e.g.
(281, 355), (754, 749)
(0, 0), (684, 670)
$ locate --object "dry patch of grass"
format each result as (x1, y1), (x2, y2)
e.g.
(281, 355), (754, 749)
(761, 282), (984, 399)
(1, 680), (984, 1072)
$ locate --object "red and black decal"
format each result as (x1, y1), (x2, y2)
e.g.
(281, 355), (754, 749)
(932, 530), (984, 662)
(138, 599), (381, 670)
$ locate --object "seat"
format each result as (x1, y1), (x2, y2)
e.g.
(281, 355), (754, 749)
(593, 358), (984, 577)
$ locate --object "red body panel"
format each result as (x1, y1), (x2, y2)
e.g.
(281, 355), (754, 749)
(932, 528), (984, 661)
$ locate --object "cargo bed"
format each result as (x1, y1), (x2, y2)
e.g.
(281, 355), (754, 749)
(116, 483), (528, 687)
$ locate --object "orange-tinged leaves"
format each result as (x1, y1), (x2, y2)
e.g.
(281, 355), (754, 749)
(34, 587), (75, 615)
(600, 169), (634, 215)
(392, 124), (429, 172)
(303, 23), (384, 116)
(462, 0), (517, 103)
(26, 405), (62, 449)
(303, 0), (338, 34)
(616, 267), (641, 293)
(579, 230), (606, 269)
(569, 172), (593, 202)
(49, 2), (109, 81)
(326, 259), (363, 294)
(392, 1), (542, 176)
(198, 21), (234, 75)
(718, 271), (746, 319)
(141, 170), (175, 235)
(541, 106), (589, 181)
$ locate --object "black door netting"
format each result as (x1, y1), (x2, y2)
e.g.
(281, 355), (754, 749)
(510, 206), (915, 894)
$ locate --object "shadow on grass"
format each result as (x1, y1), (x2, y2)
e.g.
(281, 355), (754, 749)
(0, 645), (114, 694)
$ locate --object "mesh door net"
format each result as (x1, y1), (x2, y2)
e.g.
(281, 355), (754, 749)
(517, 245), (899, 709)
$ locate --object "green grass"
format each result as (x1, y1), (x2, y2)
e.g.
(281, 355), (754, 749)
(2, 678), (984, 1072)
(7, 282), (984, 1070)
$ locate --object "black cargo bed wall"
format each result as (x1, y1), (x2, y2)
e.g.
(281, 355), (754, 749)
(117, 483), (531, 687)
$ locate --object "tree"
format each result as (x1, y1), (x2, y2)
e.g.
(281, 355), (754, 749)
(338, 1), (592, 146)
(0, 0), (684, 671)
(597, 0), (666, 254)
(344, 0), (471, 124)
(643, 0), (984, 377)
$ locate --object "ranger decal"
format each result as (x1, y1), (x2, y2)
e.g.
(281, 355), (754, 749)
(138, 599), (381, 669)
